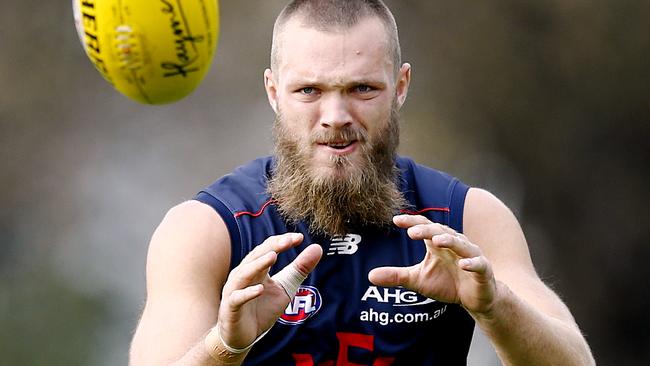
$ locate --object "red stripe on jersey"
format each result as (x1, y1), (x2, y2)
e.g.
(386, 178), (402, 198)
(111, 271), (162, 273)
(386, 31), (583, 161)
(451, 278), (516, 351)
(234, 199), (276, 218)
(399, 207), (450, 215)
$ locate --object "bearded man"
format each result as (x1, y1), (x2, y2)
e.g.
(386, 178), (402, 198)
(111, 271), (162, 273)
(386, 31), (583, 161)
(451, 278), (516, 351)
(130, 1), (594, 365)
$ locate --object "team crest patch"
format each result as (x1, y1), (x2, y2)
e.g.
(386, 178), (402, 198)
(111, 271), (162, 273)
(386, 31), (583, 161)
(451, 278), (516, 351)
(278, 286), (322, 325)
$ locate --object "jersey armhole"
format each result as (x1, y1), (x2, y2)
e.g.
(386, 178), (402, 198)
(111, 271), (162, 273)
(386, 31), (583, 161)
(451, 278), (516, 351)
(448, 179), (470, 233)
(194, 191), (243, 270)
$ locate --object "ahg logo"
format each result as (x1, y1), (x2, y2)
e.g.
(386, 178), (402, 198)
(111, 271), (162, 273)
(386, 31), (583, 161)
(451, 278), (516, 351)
(327, 234), (362, 255)
(361, 286), (436, 306)
(279, 286), (322, 325)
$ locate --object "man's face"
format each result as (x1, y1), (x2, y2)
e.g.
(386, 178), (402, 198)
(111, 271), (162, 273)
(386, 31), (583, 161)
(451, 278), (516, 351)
(264, 16), (411, 235)
(265, 16), (410, 180)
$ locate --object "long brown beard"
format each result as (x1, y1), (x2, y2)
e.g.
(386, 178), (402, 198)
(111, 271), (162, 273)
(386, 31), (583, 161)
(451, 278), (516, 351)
(267, 106), (407, 237)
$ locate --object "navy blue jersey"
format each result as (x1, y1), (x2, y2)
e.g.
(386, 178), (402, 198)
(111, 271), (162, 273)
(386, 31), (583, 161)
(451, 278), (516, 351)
(195, 156), (475, 365)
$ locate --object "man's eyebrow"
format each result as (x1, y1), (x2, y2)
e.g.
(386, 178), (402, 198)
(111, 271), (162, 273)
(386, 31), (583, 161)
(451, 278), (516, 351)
(285, 80), (322, 90)
(286, 79), (387, 89)
(333, 80), (388, 91)
(347, 79), (387, 87)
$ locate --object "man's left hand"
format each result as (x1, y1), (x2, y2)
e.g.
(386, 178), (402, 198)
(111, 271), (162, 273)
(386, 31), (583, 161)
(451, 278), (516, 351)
(368, 214), (497, 315)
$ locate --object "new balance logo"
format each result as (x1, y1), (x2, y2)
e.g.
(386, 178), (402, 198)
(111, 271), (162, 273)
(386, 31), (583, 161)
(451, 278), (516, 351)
(327, 234), (362, 255)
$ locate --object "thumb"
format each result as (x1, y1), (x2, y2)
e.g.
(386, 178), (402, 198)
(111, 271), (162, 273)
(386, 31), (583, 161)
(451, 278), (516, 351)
(368, 265), (414, 288)
(271, 244), (323, 299)
(293, 243), (323, 276)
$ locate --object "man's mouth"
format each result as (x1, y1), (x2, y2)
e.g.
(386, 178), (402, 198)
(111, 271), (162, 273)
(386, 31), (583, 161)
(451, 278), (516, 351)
(322, 140), (356, 150)
(316, 140), (360, 155)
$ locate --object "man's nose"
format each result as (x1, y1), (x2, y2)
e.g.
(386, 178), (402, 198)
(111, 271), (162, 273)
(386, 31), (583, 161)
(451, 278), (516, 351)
(319, 94), (353, 129)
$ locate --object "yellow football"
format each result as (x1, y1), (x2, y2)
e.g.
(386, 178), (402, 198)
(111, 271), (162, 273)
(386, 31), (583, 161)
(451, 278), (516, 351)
(73, 0), (219, 104)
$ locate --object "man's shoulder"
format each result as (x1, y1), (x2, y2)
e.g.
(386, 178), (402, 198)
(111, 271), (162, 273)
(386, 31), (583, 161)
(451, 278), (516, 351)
(194, 156), (274, 219)
(397, 155), (470, 231)
(150, 200), (230, 270)
(159, 200), (227, 236)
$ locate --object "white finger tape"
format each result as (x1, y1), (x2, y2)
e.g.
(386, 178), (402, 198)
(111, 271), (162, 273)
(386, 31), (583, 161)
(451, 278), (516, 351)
(271, 264), (307, 299)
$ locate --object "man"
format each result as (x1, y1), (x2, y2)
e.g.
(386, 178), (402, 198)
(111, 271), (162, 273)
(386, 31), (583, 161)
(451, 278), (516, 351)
(130, 1), (594, 365)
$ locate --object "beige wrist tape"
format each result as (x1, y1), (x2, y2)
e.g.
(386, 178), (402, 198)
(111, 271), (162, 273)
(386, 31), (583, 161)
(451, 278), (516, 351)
(204, 323), (271, 361)
(271, 263), (307, 300)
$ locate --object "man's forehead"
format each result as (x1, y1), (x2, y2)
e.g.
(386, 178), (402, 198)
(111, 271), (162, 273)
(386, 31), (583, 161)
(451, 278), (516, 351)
(278, 15), (390, 49)
(275, 16), (393, 80)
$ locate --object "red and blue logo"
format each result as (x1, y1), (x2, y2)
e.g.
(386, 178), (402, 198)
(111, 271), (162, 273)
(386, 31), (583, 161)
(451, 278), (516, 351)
(279, 286), (322, 325)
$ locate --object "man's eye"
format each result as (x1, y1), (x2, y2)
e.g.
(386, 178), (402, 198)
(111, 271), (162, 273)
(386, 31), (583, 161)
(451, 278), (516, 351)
(300, 87), (315, 95)
(355, 85), (373, 93)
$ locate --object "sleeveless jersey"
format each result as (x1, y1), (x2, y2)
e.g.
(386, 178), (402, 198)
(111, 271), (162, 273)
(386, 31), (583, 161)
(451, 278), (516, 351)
(195, 155), (475, 365)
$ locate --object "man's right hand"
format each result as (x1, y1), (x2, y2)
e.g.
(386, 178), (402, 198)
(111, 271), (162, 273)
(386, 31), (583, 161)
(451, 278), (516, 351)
(217, 233), (323, 350)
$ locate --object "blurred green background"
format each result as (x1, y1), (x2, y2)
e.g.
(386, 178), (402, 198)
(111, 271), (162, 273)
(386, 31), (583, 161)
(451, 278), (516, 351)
(1, 1), (648, 365)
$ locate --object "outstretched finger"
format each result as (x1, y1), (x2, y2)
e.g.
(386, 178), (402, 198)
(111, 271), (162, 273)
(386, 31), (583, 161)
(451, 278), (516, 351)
(458, 256), (492, 278)
(368, 265), (416, 288)
(227, 284), (264, 311)
(393, 214), (431, 228)
(406, 223), (457, 242)
(229, 251), (277, 290)
(431, 233), (482, 259)
(241, 233), (304, 265)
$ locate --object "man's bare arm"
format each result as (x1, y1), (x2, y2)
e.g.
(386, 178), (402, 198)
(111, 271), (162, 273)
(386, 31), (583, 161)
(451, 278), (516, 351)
(129, 200), (232, 365)
(463, 188), (594, 365)
(130, 200), (323, 366)
(369, 187), (594, 365)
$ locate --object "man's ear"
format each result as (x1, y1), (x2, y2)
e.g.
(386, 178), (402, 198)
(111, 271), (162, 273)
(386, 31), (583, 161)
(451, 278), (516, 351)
(395, 63), (411, 109)
(264, 68), (278, 114)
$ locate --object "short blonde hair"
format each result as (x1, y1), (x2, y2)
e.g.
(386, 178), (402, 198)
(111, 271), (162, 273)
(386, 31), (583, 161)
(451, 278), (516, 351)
(271, 0), (401, 75)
